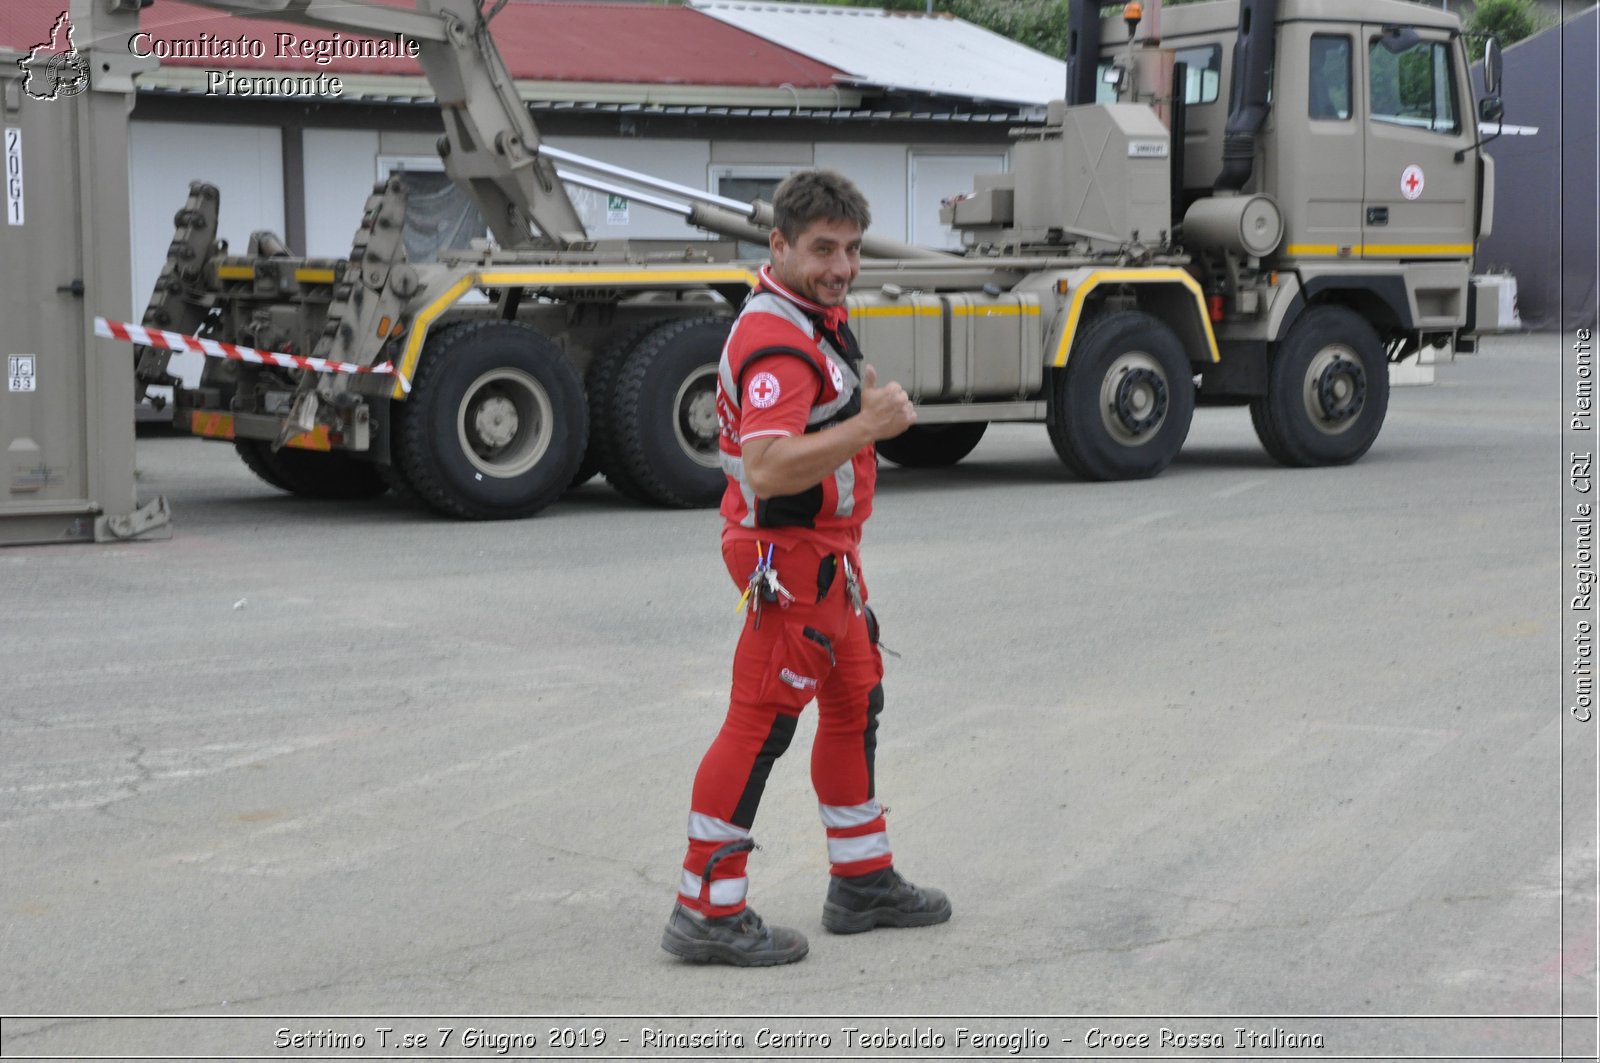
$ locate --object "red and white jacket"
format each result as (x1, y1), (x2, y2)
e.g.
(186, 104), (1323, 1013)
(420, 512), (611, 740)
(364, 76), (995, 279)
(716, 266), (875, 550)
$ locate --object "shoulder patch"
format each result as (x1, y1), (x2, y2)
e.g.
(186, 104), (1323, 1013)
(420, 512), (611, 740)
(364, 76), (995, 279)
(748, 371), (782, 409)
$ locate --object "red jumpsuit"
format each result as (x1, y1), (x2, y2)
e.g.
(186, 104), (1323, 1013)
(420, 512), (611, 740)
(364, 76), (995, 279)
(677, 266), (891, 919)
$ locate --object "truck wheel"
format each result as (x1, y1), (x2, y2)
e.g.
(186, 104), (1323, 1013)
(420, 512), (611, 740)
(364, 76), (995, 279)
(568, 450), (601, 490)
(877, 422), (988, 468)
(607, 316), (731, 507)
(378, 460), (420, 503)
(394, 320), (586, 520)
(1046, 310), (1194, 480)
(575, 317), (671, 493)
(234, 439), (389, 500)
(1250, 306), (1388, 467)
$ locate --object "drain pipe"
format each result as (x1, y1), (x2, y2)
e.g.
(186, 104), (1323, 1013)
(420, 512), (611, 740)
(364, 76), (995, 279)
(1214, 0), (1279, 192)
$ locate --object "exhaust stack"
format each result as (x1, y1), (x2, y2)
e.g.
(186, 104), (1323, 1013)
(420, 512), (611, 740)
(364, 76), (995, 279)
(1214, 0), (1279, 192)
(1065, 0), (1103, 106)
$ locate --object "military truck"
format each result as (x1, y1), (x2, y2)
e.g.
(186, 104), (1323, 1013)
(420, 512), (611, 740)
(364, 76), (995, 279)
(99, 0), (1503, 519)
(860, 0), (1505, 478)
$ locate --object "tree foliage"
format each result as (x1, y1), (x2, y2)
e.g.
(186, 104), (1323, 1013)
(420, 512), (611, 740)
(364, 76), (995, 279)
(815, 0), (1543, 64)
(1464, 0), (1546, 60)
(811, 0), (1208, 59)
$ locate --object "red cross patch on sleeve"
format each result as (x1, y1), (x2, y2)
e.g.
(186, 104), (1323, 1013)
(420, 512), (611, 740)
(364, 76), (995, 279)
(735, 354), (819, 442)
(748, 371), (781, 409)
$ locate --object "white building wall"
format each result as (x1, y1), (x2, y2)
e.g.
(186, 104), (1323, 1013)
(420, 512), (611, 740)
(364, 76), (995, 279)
(908, 150), (1007, 249)
(552, 135), (716, 241)
(303, 128), (381, 257)
(129, 120), (284, 385)
(815, 142), (910, 239)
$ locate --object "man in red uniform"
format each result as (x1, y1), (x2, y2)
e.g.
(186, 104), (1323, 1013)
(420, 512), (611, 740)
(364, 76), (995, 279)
(661, 170), (951, 967)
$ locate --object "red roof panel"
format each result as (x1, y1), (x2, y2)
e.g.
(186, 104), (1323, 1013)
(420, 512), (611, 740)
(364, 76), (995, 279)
(2, 0), (846, 87)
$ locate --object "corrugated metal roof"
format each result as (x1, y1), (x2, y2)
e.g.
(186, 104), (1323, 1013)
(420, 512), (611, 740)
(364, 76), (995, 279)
(690, 0), (1066, 107)
(466, 1), (848, 87)
(4, 0), (1045, 114)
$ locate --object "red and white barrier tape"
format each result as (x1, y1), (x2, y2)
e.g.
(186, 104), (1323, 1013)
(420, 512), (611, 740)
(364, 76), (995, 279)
(94, 317), (409, 393)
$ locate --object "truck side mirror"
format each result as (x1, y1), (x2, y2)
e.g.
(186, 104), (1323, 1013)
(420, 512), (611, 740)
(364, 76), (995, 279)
(1483, 36), (1503, 96)
(1479, 96), (1504, 123)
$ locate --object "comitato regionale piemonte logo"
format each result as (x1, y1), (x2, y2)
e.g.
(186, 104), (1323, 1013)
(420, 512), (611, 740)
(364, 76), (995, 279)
(20, 11), (90, 101)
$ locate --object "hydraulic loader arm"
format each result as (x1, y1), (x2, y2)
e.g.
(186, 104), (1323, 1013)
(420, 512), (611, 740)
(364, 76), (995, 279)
(121, 0), (589, 249)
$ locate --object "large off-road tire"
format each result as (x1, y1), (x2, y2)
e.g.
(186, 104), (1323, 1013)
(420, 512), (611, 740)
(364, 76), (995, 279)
(234, 439), (390, 500)
(392, 320), (587, 520)
(877, 422), (988, 468)
(1046, 310), (1195, 480)
(378, 460), (420, 504)
(573, 317), (672, 493)
(568, 448), (602, 491)
(606, 316), (730, 508)
(1250, 305), (1389, 467)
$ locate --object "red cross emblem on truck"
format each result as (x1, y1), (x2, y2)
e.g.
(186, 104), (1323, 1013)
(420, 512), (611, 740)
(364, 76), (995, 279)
(1401, 164), (1425, 200)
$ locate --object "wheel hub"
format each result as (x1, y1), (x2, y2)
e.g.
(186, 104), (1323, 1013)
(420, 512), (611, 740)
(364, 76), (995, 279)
(1110, 366), (1169, 437)
(472, 395), (520, 449)
(456, 368), (554, 479)
(673, 365), (722, 469)
(1314, 356), (1366, 423)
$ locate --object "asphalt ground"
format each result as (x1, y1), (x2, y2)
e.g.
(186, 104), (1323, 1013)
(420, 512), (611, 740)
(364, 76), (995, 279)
(0, 332), (1593, 1059)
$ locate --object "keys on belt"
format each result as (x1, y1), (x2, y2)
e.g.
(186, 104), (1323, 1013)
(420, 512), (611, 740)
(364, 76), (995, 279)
(735, 543), (862, 624)
(841, 554), (864, 616)
(738, 542), (794, 627)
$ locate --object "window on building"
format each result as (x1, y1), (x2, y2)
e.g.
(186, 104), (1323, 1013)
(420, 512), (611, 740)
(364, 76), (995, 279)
(1309, 34), (1352, 120)
(1368, 35), (1459, 134)
(715, 170), (792, 259)
(378, 160), (489, 263)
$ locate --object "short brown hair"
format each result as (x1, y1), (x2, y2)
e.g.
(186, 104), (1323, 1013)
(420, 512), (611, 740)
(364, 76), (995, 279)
(771, 169), (871, 242)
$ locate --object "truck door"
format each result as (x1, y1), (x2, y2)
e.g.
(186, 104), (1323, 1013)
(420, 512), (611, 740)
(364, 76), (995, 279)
(1274, 25), (1365, 258)
(1360, 25), (1476, 259)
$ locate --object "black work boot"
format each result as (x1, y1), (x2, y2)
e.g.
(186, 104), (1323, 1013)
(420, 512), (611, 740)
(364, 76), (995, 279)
(660, 903), (809, 966)
(822, 867), (952, 934)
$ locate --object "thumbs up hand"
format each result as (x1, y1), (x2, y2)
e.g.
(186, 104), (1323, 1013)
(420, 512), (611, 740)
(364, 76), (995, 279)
(858, 364), (916, 441)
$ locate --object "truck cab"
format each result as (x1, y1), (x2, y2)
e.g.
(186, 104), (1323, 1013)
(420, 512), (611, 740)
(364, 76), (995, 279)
(1104, 0), (1494, 355)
